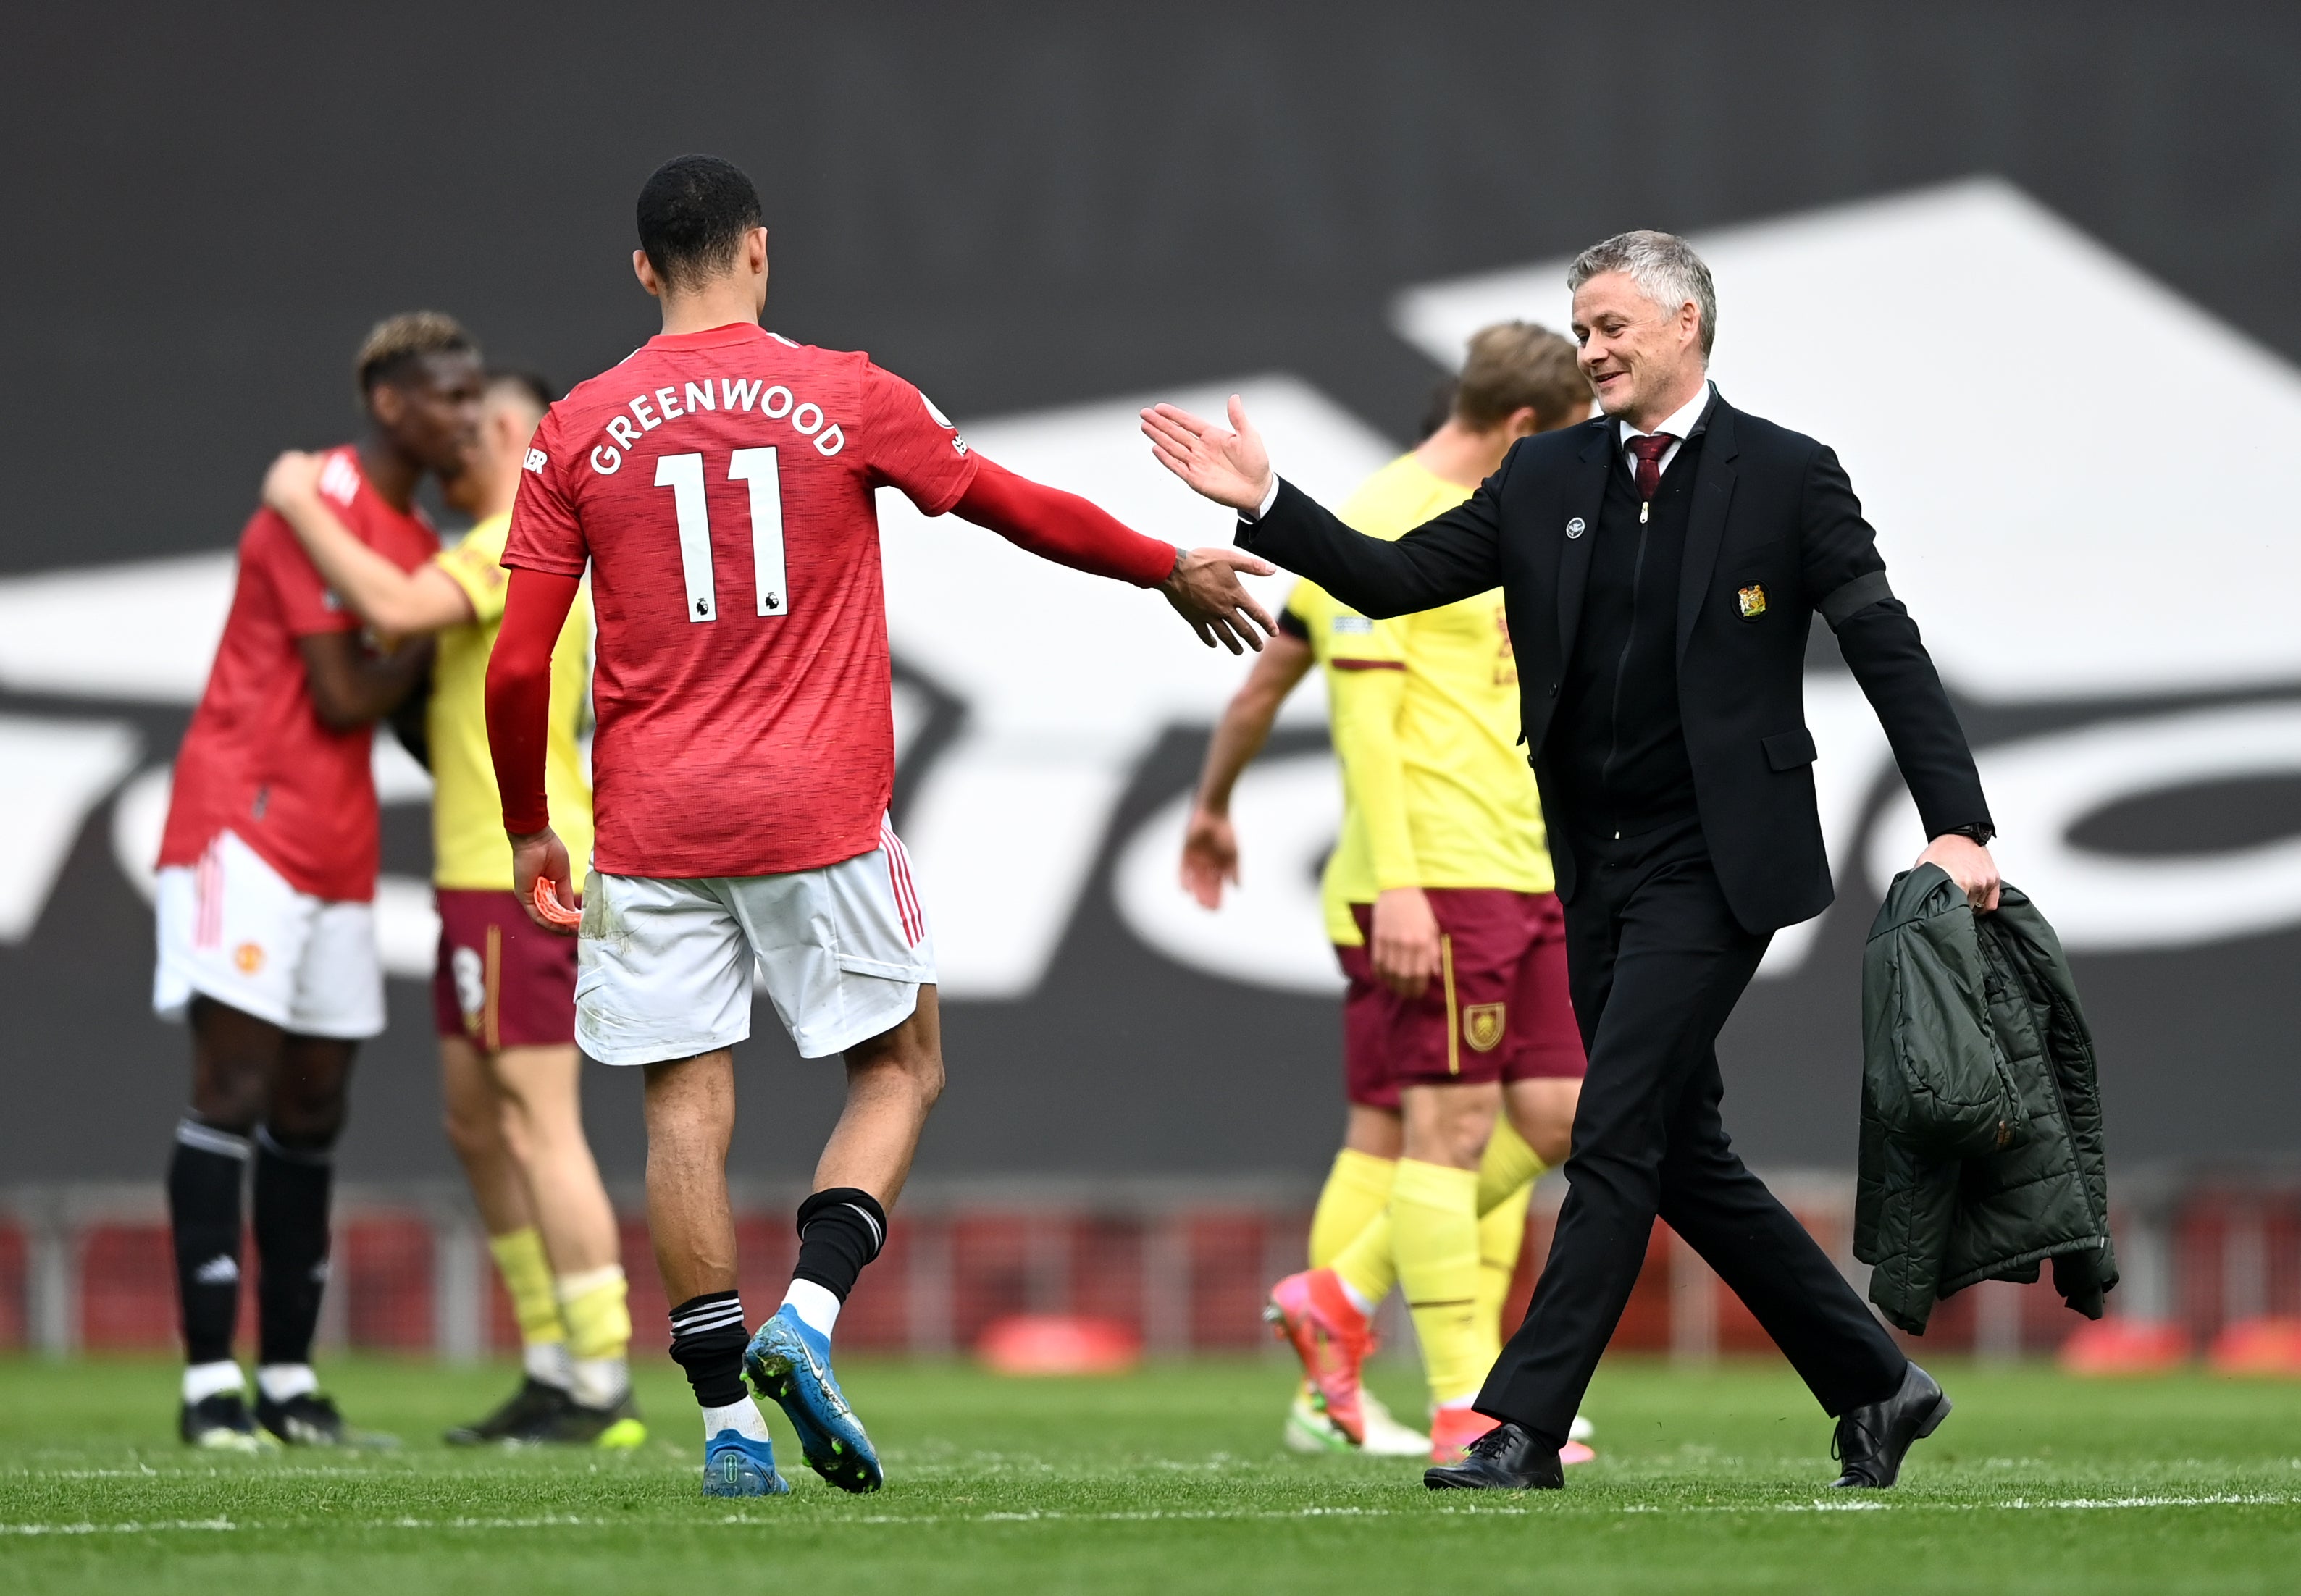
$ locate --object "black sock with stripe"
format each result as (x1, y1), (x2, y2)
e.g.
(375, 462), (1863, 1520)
(792, 1188), (887, 1301)
(168, 1118), (249, 1368)
(668, 1292), (749, 1408)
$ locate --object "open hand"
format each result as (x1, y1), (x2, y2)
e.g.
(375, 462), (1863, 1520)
(1161, 546), (1278, 652)
(1141, 395), (1275, 511)
(1916, 833), (2000, 912)
(261, 450), (324, 513)
(1370, 886), (1442, 999)
(1181, 806), (1240, 910)
(510, 826), (582, 935)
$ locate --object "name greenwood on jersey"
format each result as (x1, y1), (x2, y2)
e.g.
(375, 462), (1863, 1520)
(505, 322), (976, 880)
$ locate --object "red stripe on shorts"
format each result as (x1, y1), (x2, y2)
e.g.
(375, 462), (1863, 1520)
(881, 819), (924, 947)
(196, 841), (221, 949)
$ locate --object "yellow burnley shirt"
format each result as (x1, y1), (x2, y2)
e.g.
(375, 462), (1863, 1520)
(1290, 453), (1553, 946)
(428, 511), (595, 890)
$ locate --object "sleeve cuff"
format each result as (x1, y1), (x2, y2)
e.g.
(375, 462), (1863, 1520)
(1240, 474), (1282, 523)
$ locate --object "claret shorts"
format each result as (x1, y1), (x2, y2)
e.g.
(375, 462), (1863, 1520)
(432, 888), (579, 1050)
(1335, 888), (1584, 1106)
(574, 817), (934, 1066)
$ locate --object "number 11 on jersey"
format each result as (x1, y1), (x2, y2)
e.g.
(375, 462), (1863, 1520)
(655, 448), (789, 623)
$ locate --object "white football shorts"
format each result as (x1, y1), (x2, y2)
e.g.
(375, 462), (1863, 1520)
(575, 816), (934, 1066)
(152, 829), (385, 1038)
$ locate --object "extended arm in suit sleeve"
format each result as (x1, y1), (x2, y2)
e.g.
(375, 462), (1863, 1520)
(1236, 468), (1505, 619)
(1798, 445), (1992, 839)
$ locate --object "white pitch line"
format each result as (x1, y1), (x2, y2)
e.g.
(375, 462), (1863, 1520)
(1, 1494), (2294, 1539)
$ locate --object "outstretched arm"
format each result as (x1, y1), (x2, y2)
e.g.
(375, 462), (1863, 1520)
(950, 454), (1278, 652)
(1181, 627), (1314, 907)
(485, 566), (583, 932)
(264, 453), (474, 638)
(1141, 395), (1503, 616)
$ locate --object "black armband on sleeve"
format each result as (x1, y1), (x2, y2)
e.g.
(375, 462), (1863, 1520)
(1817, 570), (1895, 630)
(1275, 607), (1309, 642)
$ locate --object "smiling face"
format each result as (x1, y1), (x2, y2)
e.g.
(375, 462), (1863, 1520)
(1570, 271), (1708, 428)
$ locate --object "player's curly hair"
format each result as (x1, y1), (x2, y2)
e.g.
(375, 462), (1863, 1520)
(1454, 322), (1587, 430)
(354, 311), (477, 398)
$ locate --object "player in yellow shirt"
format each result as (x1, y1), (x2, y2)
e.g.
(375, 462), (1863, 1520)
(262, 371), (640, 1448)
(1183, 324), (1592, 1463)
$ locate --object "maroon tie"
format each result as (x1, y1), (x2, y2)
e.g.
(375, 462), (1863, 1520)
(1627, 433), (1673, 500)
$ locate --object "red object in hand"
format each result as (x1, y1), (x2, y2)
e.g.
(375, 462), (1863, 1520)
(531, 875), (582, 929)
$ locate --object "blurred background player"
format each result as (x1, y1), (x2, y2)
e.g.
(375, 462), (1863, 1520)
(485, 154), (1277, 1498)
(154, 313), (479, 1449)
(261, 371), (642, 1449)
(1182, 324), (1594, 1464)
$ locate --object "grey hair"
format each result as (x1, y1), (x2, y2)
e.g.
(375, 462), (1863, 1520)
(1567, 230), (1717, 359)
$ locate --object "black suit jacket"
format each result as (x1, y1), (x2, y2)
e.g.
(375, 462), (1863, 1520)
(1238, 391), (1990, 933)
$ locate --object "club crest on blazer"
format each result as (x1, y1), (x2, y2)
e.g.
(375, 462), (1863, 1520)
(1737, 583), (1767, 619)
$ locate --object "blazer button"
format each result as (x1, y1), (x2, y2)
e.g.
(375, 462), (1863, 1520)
(1548, 682), (1559, 697)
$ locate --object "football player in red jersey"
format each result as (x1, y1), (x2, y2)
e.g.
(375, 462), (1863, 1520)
(485, 155), (1274, 1498)
(155, 314), (482, 1450)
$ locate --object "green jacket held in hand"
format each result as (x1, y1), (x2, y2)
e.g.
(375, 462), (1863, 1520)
(1856, 864), (2117, 1335)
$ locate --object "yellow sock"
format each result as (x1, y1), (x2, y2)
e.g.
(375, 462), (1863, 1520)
(1475, 1179), (1533, 1355)
(556, 1264), (632, 1362)
(1330, 1209), (1398, 1309)
(1391, 1159), (1484, 1407)
(489, 1227), (567, 1351)
(1309, 1148), (1396, 1270)
(1475, 1117), (1547, 1217)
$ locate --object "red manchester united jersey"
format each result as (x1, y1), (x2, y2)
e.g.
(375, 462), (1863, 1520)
(159, 445), (439, 902)
(504, 322), (977, 878)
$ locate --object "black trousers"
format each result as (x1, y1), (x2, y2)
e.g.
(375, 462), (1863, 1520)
(1476, 815), (1905, 1445)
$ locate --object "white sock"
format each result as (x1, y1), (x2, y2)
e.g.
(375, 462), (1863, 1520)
(781, 1279), (841, 1337)
(571, 1356), (629, 1410)
(702, 1396), (771, 1444)
(183, 1361), (244, 1404)
(524, 1340), (574, 1390)
(1336, 1277), (1376, 1317)
(256, 1364), (317, 1404)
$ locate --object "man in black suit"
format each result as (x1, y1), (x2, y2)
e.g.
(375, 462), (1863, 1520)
(1142, 230), (2000, 1491)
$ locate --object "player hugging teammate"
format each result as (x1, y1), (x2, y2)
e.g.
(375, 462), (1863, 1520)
(482, 154), (1276, 1497)
(1184, 324), (1599, 1466)
(261, 369), (641, 1450)
(156, 315), (477, 1449)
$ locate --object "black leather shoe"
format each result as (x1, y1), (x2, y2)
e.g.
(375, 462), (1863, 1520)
(1423, 1421), (1564, 1490)
(1830, 1362), (1950, 1487)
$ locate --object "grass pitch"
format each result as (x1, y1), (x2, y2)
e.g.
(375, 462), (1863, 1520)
(1, 1354), (2297, 1594)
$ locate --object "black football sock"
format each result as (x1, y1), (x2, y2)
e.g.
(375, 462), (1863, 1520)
(252, 1127), (334, 1370)
(169, 1118), (251, 1368)
(792, 1187), (887, 1301)
(668, 1291), (750, 1408)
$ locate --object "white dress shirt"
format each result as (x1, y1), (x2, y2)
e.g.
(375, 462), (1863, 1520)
(1244, 377), (1717, 521)
(1617, 380), (1715, 487)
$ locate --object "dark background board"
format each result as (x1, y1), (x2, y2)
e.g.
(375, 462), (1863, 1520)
(3, 1), (2297, 1183)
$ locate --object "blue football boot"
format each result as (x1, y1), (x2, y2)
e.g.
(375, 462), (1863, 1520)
(745, 1306), (883, 1493)
(701, 1429), (789, 1498)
